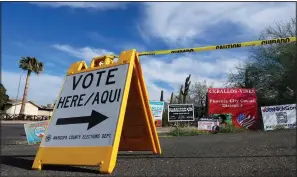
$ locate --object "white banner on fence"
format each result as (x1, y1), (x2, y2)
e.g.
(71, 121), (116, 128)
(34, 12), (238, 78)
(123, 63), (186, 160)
(198, 120), (219, 131)
(261, 104), (296, 131)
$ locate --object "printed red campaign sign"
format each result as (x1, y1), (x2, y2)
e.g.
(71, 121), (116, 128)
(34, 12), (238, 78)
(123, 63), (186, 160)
(208, 88), (258, 130)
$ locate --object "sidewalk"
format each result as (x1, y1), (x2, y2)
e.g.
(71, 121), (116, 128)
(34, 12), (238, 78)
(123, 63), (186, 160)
(156, 127), (174, 133)
(1, 120), (38, 124)
(1, 120), (176, 133)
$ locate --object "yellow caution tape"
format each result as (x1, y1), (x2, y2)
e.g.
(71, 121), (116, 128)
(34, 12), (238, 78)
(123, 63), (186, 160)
(137, 37), (296, 56)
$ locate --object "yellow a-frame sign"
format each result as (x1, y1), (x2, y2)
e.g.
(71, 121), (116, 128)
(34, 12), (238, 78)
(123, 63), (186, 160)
(32, 50), (162, 174)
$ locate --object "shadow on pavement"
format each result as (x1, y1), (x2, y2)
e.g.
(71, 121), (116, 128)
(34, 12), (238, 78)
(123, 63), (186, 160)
(117, 153), (296, 159)
(2, 153), (295, 173)
(1, 155), (99, 174)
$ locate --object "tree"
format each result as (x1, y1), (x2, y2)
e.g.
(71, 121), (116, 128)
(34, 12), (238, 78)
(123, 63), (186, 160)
(0, 83), (9, 111)
(175, 74), (191, 104)
(160, 90), (164, 101)
(188, 80), (213, 117)
(170, 92), (174, 104)
(176, 86), (183, 103)
(181, 74), (191, 104)
(227, 18), (296, 107)
(160, 90), (167, 127)
(19, 57), (44, 115)
(162, 106), (168, 127)
(162, 91), (181, 127)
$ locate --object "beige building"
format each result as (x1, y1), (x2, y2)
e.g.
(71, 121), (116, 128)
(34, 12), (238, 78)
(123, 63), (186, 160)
(3, 99), (53, 116)
(38, 106), (53, 116)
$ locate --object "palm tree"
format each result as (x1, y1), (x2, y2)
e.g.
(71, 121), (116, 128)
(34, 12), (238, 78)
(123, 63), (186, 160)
(19, 57), (44, 115)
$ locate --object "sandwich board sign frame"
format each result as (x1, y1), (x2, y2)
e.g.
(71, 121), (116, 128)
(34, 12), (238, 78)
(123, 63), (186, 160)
(32, 50), (162, 174)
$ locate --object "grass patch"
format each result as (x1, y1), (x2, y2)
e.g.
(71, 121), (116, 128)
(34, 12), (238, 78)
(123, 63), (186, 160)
(220, 126), (251, 133)
(273, 125), (286, 130)
(158, 132), (173, 137)
(159, 135), (174, 138)
(169, 128), (210, 136)
(169, 126), (252, 136)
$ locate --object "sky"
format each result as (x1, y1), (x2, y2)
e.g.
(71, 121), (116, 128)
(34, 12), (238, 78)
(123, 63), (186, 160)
(1, 2), (295, 106)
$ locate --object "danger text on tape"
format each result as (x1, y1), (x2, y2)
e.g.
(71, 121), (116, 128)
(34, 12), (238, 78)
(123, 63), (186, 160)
(215, 43), (241, 49)
(137, 37), (296, 56)
(261, 37), (291, 45)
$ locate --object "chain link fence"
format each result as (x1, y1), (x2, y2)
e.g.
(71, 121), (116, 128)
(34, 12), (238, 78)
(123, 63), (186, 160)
(0, 112), (50, 121)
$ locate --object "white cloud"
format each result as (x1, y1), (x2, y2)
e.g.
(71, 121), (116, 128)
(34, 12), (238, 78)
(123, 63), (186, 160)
(2, 52), (237, 106)
(50, 44), (246, 102)
(7, 3), (293, 106)
(141, 51), (246, 101)
(30, 2), (129, 10)
(144, 79), (172, 102)
(2, 71), (64, 106)
(140, 2), (295, 45)
(52, 44), (114, 61)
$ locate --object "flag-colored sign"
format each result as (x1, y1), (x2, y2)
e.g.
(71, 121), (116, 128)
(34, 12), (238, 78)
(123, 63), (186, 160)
(208, 88), (258, 130)
(261, 104), (296, 131)
(24, 120), (49, 144)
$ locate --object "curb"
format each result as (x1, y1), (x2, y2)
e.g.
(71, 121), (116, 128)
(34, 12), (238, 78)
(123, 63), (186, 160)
(1, 121), (37, 124)
(1, 121), (174, 134)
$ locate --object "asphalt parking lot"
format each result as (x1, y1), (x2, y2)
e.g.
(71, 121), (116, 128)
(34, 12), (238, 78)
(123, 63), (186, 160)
(1, 123), (296, 176)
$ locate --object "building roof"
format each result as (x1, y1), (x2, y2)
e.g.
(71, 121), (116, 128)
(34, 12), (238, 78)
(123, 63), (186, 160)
(38, 107), (54, 111)
(6, 100), (41, 108)
(6, 99), (54, 111)
(7, 98), (22, 104)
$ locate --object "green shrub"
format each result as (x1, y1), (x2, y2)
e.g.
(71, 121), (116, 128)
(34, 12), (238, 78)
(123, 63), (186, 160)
(273, 125), (286, 130)
(220, 126), (250, 133)
(168, 126), (253, 136)
(169, 127), (210, 136)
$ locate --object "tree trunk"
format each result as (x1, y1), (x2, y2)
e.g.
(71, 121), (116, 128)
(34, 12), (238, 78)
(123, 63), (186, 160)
(295, 91), (297, 124)
(295, 4), (297, 124)
(170, 92), (174, 104)
(295, 78), (297, 123)
(160, 90), (164, 101)
(205, 93), (209, 116)
(182, 94), (187, 104)
(20, 70), (31, 115)
(162, 108), (168, 127)
(200, 99), (204, 117)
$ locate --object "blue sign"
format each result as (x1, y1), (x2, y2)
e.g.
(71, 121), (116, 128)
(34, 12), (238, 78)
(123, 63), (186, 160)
(149, 101), (165, 120)
(24, 120), (49, 145)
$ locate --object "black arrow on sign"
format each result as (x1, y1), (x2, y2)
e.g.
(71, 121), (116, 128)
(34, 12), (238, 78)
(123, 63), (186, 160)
(56, 110), (108, 130)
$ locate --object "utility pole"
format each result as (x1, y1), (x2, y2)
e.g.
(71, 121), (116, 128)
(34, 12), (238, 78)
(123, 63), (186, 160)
(14, 72), (23, 115)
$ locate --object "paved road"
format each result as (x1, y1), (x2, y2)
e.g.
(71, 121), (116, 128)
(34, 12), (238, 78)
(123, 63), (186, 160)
(0, 123), (172, 144)
(1, 124), (296, 176)
(1, 124), (27, 144)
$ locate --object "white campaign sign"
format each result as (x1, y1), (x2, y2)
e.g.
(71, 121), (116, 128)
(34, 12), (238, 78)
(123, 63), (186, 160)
(261, 104), (296, 131)
(197, 121), (218, 131)
(40, 64), (129, 147)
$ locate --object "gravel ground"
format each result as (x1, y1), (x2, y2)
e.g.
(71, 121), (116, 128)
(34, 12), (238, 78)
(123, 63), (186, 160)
(1, 124), (296, 176)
